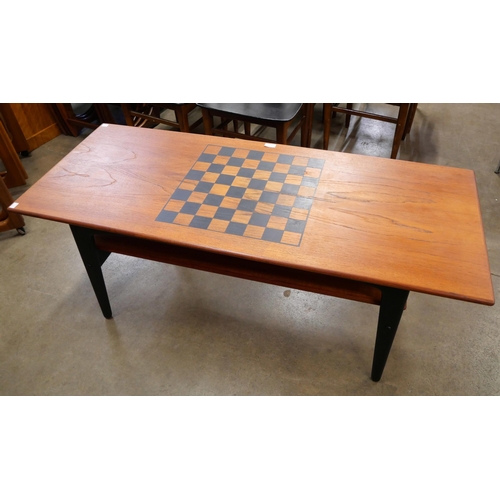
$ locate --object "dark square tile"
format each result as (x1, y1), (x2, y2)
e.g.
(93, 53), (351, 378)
(301, 176), (319, 188)
(262, 228), (284, 243)
(238, 168), (255, 178)
(226, 222), (247, 236)
(238, 199), (258, 211)
(180, 202), (201, 215)
(185, 169), (205, 180)
(286, 218), (307, 233)
(198, 153), (217, 163)
(272, 204), (292, 218)
(194, 181), (213, 193)
(269, 172), (287, 183)
(293, 197), (313, 210)
(217, 174), (235, 185)
(248, 178), (267, 190)
(249, 213), (270, 227)
(278, 154), (295, 164)
(207, 163), (225, 173)
(214, 207), (236, 221)
(281, 183), (300, 196)
(227, 156), (245, 167)
(219, 147), (236, 157)
(257, 161), (275, 171)
(204, 194), (224, 206)
(248, 150), (264, 160)
(259, 191), (279, 204)
(171, 189), (192, 201)
(156, 210), (177, 223)
(308, 158), (325, 168)
(227, 186), (246, 198)
(189, 216), (213, 229)
(289, 165), (306, 176)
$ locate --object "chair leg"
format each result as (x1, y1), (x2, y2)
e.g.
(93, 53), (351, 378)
(120, 104), (135, 126)
(53, 104), (81, 136)
(345, 103), (353, 128)
(390, 104), (410, 159)
(402, 103), (418, 140)
(94, 104), (115, 125)
(175, 107), (191, 133)
(201, 108), (214, 135)
(301, 103), (314, 148)
(276, 123), (288, 144)
(323, 103), (332, 150)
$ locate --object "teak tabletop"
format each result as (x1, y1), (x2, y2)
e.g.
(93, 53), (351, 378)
(9, 124), (495, 380)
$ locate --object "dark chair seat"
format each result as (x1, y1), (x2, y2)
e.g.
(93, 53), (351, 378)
(197, 103), (313, 147)
(198, 103), (302, 122)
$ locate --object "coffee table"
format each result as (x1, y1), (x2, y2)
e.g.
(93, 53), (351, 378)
(9, 124), (495, 381)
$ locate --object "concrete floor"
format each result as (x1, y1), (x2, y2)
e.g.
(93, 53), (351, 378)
(1, 103), (499, 395)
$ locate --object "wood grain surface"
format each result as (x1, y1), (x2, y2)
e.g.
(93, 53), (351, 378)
(9, 124), (494, 305)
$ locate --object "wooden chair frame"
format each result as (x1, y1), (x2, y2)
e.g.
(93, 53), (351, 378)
(323, 103), (418, 159)
(51, 104), (116, 137)
(121, 104), (202, 133)
(0, 174), (25, 234)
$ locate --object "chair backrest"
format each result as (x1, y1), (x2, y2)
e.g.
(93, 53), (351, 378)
(50, 104), (115, 136)
(121, 104), (200, 133)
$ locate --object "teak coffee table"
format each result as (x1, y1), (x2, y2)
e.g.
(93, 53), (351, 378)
(9, 124), (495, 381)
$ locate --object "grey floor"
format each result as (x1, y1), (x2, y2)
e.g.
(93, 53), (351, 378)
(1, 103), (499, 395)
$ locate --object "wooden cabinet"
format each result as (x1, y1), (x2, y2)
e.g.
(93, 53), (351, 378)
(0, 120), (28, 187)
(0, 103), (61, 154)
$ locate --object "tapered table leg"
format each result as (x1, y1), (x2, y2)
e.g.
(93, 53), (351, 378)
(371, 286), (410, 381)
(70, 225), (112, 319)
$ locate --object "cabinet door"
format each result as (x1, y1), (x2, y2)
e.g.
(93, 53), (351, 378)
(0, 103), (61, 152)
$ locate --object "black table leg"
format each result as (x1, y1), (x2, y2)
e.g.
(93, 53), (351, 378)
(70, 225), (113, 319)
(371, 286), (410, 382)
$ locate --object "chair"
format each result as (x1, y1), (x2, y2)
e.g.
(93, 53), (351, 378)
(197, 103), (314, 147)
(120, 104), (202, 133)
(323, 103), (418, 159)
(50, 104), (116, 137)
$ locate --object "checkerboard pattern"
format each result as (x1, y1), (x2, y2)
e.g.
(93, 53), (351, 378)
(156, 145), (325, 246)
